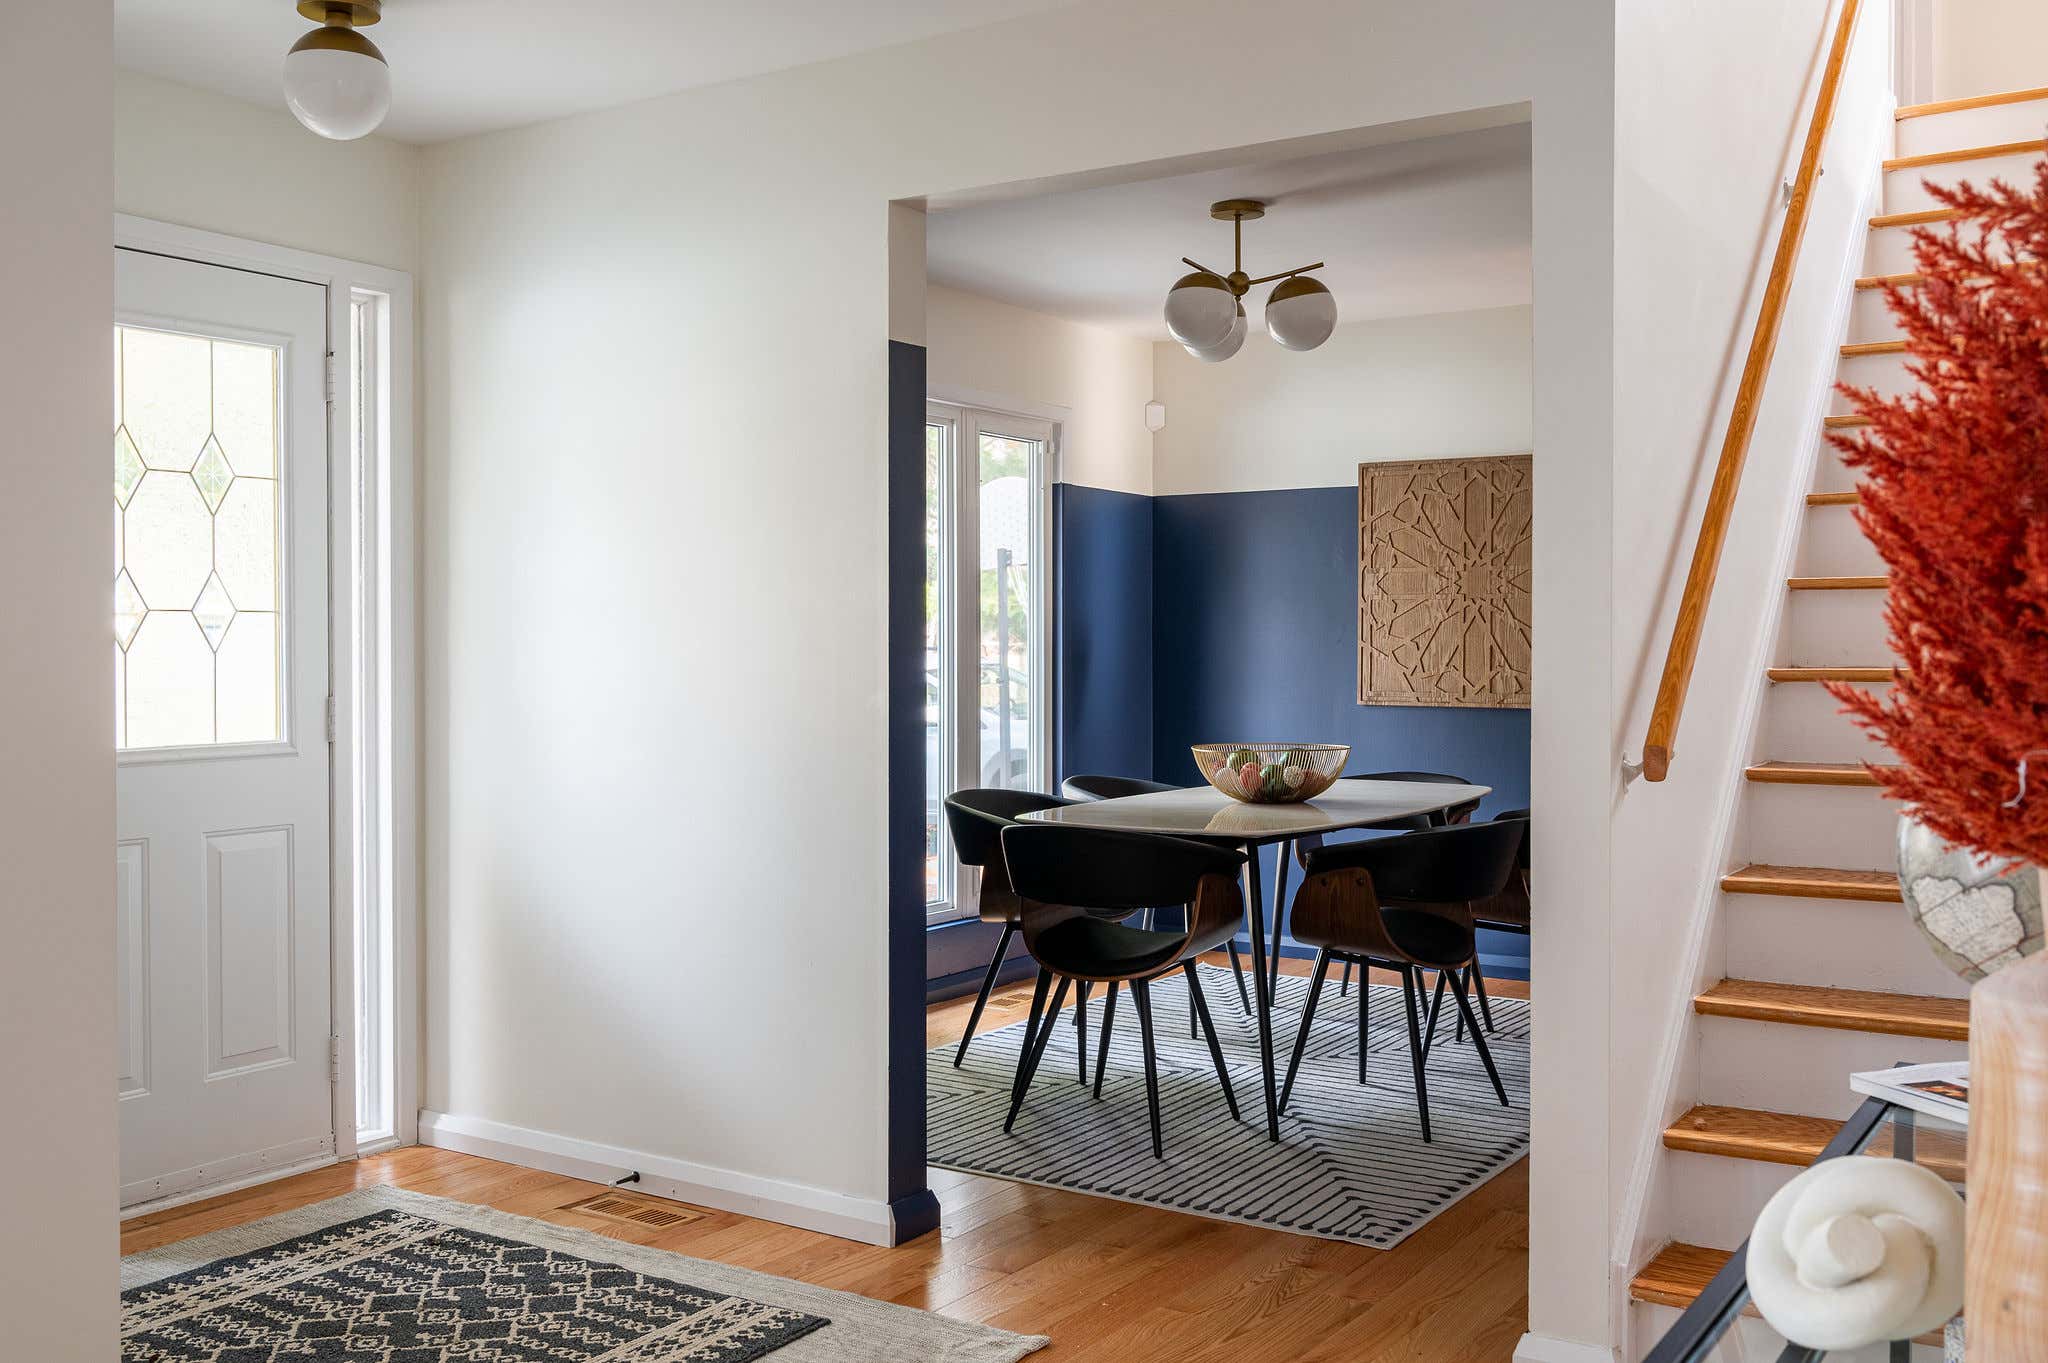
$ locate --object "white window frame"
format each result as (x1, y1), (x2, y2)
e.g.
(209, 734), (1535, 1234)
(924, 396), (1058, 925)
(115, 215), (419, 1158)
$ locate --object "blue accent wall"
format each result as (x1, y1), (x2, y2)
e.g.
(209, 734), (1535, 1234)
(1054, 483), (1153, 786)
(1150, 486), (1530, 974)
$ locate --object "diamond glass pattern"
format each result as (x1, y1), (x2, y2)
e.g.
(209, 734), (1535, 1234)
(193, 437), (233, 513)
(114, 427), (145, 506)
(114, 325), (282, 749)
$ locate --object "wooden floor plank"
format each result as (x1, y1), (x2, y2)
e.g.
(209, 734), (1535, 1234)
(121, 974), (1534, 1360)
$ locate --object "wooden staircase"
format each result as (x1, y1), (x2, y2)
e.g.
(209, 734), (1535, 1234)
(1624, 83), (2048, 1340)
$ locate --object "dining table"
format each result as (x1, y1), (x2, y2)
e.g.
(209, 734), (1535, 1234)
(1017, 777), (1491, 1142)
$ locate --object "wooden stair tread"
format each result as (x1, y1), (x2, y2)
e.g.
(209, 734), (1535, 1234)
(1807, 490), (1860, 506)
(1695, 979), (1969, 1040)
(1630, 1242), (1731, 1310)
(1840, 339), (1905, 357)
(1897, 85), (2048, 119)
(1870, 206), (1969, 229)
(1665, 1104), (1967, 1177)
(1721, 863), (1901, 901)
(1767, 665), (1895, 682)
(1884, 137), (2047, 171)
(1631, 1241), (1946, 1343)
(1743, 761), (1887, 787)
(1664, 1105), (1843, 1165)
(1787, 575), (1886, 590)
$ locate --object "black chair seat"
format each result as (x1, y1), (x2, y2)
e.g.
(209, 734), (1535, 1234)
(1033, 915), (1187, 979)
(1381, 908), (1471, 969)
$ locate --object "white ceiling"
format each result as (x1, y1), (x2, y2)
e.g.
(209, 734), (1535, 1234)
(926, 123), (1533, 340)
(114, 0), (1082, 144)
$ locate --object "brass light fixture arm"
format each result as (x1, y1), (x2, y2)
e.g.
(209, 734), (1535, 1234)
(1245, 262), (1324, 288)
(1182, 256), (1224, 278)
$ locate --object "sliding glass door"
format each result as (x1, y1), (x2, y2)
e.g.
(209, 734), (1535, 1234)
(925, 401), (1054, 923)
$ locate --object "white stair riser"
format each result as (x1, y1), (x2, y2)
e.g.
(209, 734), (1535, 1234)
(1744, 781), (1898, 871)
(1830, 352), (1917, 412)
(1810, 440), (1864, 495)
(1762, 679), (1894, 765)
(1864, 224), (1927, 277)
(1885, 148), (2047, 213)
(1698, 1014), (1965, 1117)
(1795, 505), (1884, 578)
(1892, 95), (2048, 156)
(1782, 586), (1889, 664)
(1848, 286), (1905, 342)
(1893, 96), (2048, 158)
(1666, 1149), (1803, 1246)
(1723, 896), (1968, 1000)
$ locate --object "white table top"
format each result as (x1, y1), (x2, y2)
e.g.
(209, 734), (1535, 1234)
(1017, 779), (1491, 841)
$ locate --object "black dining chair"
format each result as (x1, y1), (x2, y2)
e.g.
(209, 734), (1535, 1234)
(942, 789), (1076, 1071)
(1277, 818), (1521, 1142)
(1454, 808), (1529, 1036)
(1060, 774), (1253, 1017)
(999, 823), (1246, 1158)
(1279, 770), (1482, 999)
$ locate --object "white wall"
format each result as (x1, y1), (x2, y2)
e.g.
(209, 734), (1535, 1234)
(926, 284), (1154, 495)
(1936, 0), (2048, 100)
(1610, 1), (1895, 1346)
(421, 0), (1619, 1342)
(0, 7), (117, 1360)
(115, 69), (422, 273)
(1151, 305), (1533, 495)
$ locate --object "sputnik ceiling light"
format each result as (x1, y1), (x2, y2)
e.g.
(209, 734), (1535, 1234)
(283, 1), (392, 141)
(1163, 199), (1337, 362)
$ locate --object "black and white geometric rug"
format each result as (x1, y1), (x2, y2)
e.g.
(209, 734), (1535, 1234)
(122, 1188), (1046, 1363)
(928, 963), (1530, 1248)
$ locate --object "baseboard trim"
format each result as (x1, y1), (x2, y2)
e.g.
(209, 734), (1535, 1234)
(1514, 1332), (1620, 1363)
(417, 1110), (895, 1247)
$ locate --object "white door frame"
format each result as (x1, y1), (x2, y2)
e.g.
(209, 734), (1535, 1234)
(115, 214), (418, 1165)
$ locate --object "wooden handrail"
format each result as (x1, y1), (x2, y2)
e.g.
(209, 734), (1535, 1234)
(1639, 0), (1862, 783)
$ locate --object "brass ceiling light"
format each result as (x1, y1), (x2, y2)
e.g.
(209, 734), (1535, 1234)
(1163, 200), (1337, 361)
(283, 1), (391, 141)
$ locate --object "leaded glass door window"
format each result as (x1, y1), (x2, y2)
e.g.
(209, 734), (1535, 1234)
(114, 325), (283, 749)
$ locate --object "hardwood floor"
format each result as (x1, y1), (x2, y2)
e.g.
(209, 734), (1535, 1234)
(124, 957), (1531, 1362)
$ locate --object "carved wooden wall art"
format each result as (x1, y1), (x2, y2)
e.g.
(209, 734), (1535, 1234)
(1357, 454), (1532, 708)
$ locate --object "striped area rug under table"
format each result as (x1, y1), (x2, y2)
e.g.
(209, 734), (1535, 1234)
(927, 963), (1529, 1248)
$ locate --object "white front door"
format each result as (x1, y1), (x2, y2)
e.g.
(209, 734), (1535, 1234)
(115, 248), (335, 1208)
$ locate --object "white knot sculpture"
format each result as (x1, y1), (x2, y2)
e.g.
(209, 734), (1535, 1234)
(1746, 1157), (1965, 1350)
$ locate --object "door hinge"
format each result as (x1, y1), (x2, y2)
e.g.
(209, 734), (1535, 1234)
(325, 694), (337, 744)
(325, 352), (338, 406)
(328, 1036), (341, 1082)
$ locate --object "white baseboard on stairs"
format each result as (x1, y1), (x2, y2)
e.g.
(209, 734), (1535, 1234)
(417, 1110), (895, 1247)
(1514, 1331), (1620, 1363)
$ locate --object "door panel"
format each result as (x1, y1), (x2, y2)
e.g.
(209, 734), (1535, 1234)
(115, 247), (333, 1207)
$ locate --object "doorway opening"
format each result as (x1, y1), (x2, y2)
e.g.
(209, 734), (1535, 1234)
(888, 113), (1535, 1253)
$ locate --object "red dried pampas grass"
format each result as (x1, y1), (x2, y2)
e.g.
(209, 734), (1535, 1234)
(1827, 158), (2048, 866)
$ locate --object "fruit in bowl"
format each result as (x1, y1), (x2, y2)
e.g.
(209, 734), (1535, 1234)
(1192, 743), (1349, 804)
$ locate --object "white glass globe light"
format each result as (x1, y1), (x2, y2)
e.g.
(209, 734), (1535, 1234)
(1164, 271), (1236, 349)
(1265, 275), (1337, 351)
(284, 25), (391, 141)
(1186, 302), (1246, 363)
